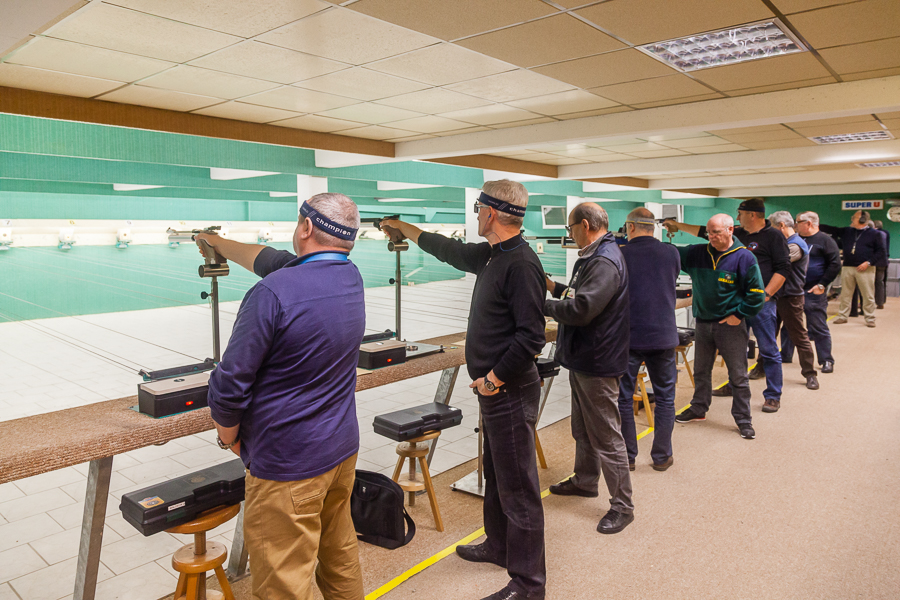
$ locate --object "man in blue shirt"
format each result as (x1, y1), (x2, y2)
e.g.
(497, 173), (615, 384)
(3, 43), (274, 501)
(616, 208), (681, 471)
(199, 193), (366, 600)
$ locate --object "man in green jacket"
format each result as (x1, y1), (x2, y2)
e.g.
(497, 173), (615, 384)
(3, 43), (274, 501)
(674, 214), (766, 439)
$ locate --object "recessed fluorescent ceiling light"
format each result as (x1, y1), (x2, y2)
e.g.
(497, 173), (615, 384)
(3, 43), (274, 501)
(269, 191), (298, 197)
(113, 184), (164, 191)
(377, 181), (441, 191)
(210, 168), (279, 180)
(857, 161), (900, 167)
(376, 198), (445, 203)
(638, 19), (805, 72)
(810, 131), (894, 144)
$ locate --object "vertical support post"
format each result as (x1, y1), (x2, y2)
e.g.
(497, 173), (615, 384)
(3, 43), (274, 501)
(395, 250), (402, 340)
(227, 503), (249, 581)
(211, 276), (221, 362)
(74, 456), (113, 600)
(425, 366), (460, 466)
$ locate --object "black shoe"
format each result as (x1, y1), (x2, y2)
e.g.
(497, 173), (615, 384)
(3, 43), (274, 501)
(549, 478), (599, 498)
(711, 383), (733, 396)
(652, 456), (674, 472)
(806, 375), (819, 390)
(481, 586), (545, 600)
(739, 424), (756, 439)
(597, 509), (634, 534)
(675, 407), (706, 423)
(822, 361), (834, 373)
(748, 363), (766, 380)
(455, 543), (507, 568)
(629, 461), (635, 472)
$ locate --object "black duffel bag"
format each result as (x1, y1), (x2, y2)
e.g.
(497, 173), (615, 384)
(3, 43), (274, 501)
(351, 470), (415, 549)
(676, 327), (695, 347)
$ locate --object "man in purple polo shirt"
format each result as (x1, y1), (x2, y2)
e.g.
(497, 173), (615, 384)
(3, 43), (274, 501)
(198, 193), (366, 600)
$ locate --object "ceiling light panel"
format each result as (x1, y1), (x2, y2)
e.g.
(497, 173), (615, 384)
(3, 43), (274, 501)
(637, 19), (806, 73)
(810, 131), (894, 144)
(857, 162), (900, 168)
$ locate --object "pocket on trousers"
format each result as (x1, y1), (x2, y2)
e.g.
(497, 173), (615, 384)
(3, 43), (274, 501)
(289, 480), (327, 515)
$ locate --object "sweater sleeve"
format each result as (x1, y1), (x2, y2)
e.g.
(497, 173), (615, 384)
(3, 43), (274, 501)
(788, 243), (803, 263)
(543, 258), (620, 327)
(253, 247), (297, 278)
(418, 232), (489, 274)
(771, 233), (793, 279)
(820, 236), (842, 286)
(873, 231), (887, 266)
(492, 260), (547, 384)
(734, 256), (766, 320)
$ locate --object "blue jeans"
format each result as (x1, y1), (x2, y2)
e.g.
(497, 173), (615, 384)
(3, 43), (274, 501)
(782, 291), (833, 366)
(746, 300), (782, 401)
(616, 349), (677, 464)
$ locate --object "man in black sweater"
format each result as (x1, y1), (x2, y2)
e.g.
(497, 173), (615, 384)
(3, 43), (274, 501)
(665, 198), (791, 412)
(820, 210), (886, 327)
(790, 211), (841, 373)
(382, 179), (547, 600)
(544, 202), (634, 534)
(616, 207), (681, 471)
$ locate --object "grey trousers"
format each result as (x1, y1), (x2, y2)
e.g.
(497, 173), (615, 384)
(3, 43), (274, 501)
(569, 370), (634, 515)
(691, 320), (752, 425)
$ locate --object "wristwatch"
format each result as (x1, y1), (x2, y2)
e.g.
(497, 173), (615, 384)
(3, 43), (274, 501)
(483, 378), (497, 392)
(217, 435), (240, 450)
(816, 284), (825, 291)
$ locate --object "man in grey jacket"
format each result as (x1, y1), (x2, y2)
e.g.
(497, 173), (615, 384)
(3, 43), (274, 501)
(544, 202), (634, 535)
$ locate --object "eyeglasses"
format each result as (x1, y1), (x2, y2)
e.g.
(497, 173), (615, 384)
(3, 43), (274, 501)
(564, 223), (577, 234)
(473, 202), (489, 214)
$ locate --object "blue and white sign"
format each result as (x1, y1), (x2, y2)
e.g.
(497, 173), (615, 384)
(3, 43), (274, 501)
(842, 200), (883, 211)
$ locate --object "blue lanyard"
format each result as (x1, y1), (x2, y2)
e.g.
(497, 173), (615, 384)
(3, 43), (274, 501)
(299, 252), (349, 264)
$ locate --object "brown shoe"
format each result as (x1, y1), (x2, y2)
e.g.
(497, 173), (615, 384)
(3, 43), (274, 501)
(629, 462), (635, 472)
(748, 362), (766, 380)
(762, 398), (780, 413)
(806, 375), (819, 390)
(652, 456), (674, 472)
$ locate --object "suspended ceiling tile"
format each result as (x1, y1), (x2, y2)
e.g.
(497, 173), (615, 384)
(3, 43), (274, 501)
(257, 9), (437, 65)
(555, 106), (633, 120)
(348, 0), (557, 41)
(139, 65), (280, 100)
(456, 14), (625, 69)
(687, 143), (750, 154)
(881, 118), (900, 130)
(575, 0), (773, 46)
(725, 77), (837, 97)
(804, 162), (864, 170)
(763, 166), (810, 173)
(714, 124), (792, 135)
(438, 104), (543, 126)
(785, 115), (876, 128)
(624, 149), (690, 158)
(0, 63), (122, 97)
(690, 52), (832, 91)
(271, 114), (365, 132)
(548, 147), (618, 158)
(842, 67), (900, 81)
(718, 129), (806, 143)
(317, 102), (423, 125)
(436, 125), (492, 136)
(741, 139), (818, 149)
(241, 86), (360, 112)
(191, 101), (301, 123)
(879, 112), (900, 120)
(788, 0), (900, 49)
(338, 124), (418, 140)
(714, 169), (763, 176)
(97, 85), (222, 111)
(604, 142), (670, 153)
(386, 133), (436, 142)
(367, 43), (515, 86)
(579, 154), (636, 163)
(491, 149), (537, 157)
(373, 87), (492, 113)
(645, 131), (715, 142)
(294, 68), (430, 101)
(490, 117), (556, 129)
(444, 69), (575, 103)
(382, 115), (476, 134)
(537, 157), (593, 165)
(5, 37), (173, 83)
(587, 74), (715, 105)
(790, 122), (892, 137)
(587, 137), (648, 147)
(631, 93), (724, 109)
(532, 49), (674, 89)
(818, 37), (900, 75)
(552, 0), (600, 7)
(659, 135), (733, 148)
(507, 90), (619, 116)
(770, 0), (855, 14)
(189, 41), (347, 85)
(46, 3), (241, 63)
(108, 0), (330, 38)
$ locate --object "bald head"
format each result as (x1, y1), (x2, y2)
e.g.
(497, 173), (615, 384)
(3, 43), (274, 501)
(626, 207), (655, 239)
(706, 213), (735, 251)
(708, 213), (734, 230)
(570, 202), (608, 232)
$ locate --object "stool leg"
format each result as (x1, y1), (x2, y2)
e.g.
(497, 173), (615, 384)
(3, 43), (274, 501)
(174, 573), (187, 600)
(407, 452), (417, 507)
(682, 350), (695, 386)
(417, 457), (443, 532)
(534, 432), (547, 470)
(391, 456), (404, 482)
(185, 574), (199, 600)
(214, 566), (236, 600)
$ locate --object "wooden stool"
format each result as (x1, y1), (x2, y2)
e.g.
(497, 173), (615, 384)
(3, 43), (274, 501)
(391, 431), (443, 532)
(675, 343), (695, 387)
(632, 371), (654, 428)
(168, 503), (241, 600)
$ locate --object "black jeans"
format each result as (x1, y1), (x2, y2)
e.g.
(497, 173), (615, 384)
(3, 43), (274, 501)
(782, 291), (833, 366)
(691, 320), (752, 425)
(479, 378), (546, 596)
(616, 349), (677, 465)
(875, 266), (888, 307)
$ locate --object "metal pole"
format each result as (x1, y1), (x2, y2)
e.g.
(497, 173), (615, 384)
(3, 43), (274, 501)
(425, 367), (460, 466)
(211, 276), (221, 362)
(395, 250), (402, 340)
(227, 503), (249, 581)
(74, 456), (113, 600)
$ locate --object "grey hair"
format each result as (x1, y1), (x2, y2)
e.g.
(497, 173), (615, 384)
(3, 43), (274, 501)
(482, 179), (528, 228)
(570, 202), (608, 232)
(708, 213), (734, 230)
(768, 210), (795, 229)
(797, 211), (819, 226)
(303, 193), (360, 251)
(626, 207), (655, 234)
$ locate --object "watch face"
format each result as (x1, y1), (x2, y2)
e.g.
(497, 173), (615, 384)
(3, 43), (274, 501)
(887, 206), (900, 223)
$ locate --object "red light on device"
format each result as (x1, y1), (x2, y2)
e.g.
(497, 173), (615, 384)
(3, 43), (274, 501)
(185, 401), (194, 406)
(387, 358), (392, 363)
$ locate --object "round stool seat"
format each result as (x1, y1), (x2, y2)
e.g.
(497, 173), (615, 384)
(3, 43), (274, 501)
(396, 472), (426, 492)
(167, 503), (241, 535)
(173, 541), (228, 574)
(396, 442), (430, 458)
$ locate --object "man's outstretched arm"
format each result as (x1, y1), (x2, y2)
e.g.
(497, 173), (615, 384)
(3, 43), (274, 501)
(381, 219), (488, 274)
(195, 233), (266, 274)
(663, 220), (703, 238)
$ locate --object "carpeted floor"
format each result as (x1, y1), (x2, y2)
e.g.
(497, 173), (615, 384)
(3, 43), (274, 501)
(186, 302), (900, 600)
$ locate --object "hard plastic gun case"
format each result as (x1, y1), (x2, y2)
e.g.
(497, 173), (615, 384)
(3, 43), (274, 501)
(119, 458), (245, 536)
(373, 402), (463, 442)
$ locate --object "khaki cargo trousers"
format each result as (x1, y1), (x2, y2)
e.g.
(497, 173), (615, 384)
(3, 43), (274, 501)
(244, 453), (363, 600)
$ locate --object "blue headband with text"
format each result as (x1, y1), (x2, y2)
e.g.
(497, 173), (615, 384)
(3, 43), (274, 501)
(478, 192), (526, 217)
(299, 201), (358, 241)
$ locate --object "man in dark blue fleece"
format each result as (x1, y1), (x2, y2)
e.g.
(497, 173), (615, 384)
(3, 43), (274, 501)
(198, 193), (365, 600)
(544, 202), (635, 535)
(616, 207), (681, 472)
(382, 179), (547, 600)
